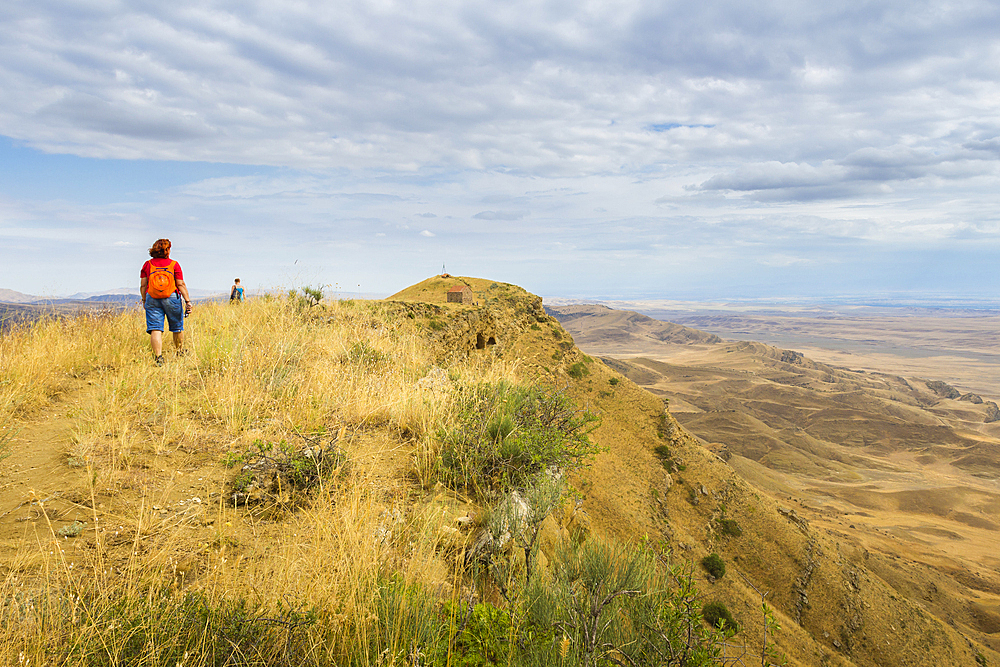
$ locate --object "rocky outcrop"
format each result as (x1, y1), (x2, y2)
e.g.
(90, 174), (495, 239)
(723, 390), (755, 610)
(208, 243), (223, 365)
(925, 380), (960, 399)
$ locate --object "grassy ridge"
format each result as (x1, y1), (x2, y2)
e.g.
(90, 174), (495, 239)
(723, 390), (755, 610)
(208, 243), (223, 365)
(0, 295), (736, 666)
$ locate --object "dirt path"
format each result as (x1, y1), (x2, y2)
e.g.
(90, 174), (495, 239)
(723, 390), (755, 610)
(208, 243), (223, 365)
(0, 384), (95, 557)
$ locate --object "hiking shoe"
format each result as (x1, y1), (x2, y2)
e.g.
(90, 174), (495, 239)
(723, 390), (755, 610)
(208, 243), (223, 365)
(154, 354), (165, 367)
(175, 348), (189, 357)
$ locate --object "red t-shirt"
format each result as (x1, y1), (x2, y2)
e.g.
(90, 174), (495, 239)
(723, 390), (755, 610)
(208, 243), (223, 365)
(141, 258), (184, 294)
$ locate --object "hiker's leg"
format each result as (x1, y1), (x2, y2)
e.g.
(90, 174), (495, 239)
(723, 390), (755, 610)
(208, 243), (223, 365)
(150, 330), (163, 356)
(162, 295), (185, 352)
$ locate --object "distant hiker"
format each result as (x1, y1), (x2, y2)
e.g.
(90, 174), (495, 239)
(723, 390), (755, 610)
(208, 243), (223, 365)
(230, 278), (244, 303)
(140, 238), (192, 366)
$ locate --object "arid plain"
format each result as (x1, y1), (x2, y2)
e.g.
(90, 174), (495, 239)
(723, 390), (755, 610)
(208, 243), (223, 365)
(548, 302), (1000, 653)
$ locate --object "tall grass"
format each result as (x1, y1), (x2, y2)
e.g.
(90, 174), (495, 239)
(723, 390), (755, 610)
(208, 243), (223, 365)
(0, 295), (731, 666)
(0, 308), (145, 420)
(0, 296), (496, 664)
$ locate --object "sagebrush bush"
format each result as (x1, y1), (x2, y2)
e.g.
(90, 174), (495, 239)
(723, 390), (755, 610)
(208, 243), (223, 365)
(524, 539), (728, 666)
(437, 382), (599, 498)
(225, 434), (348, 507)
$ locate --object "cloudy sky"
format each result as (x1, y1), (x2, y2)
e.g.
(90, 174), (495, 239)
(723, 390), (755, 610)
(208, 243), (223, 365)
(2, 0), (998, 302)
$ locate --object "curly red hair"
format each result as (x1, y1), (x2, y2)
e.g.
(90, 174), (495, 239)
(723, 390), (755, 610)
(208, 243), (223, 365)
(149, 239), (171, 259)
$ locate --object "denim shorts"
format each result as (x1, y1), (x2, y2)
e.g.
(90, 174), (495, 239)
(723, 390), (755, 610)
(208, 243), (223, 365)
(144, 293), (185, 333)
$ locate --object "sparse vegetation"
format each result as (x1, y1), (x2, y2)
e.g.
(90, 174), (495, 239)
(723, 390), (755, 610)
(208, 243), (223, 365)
(701, 553), (726, 579)
(653, 444), (685, 472)
(567, 360), (590, 379)
(702, 600), (739, 633)
(0, 425), (11, 463)
(717, 518), (743, 538)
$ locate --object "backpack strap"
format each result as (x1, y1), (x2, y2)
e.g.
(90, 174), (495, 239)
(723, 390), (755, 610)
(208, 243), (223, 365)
(149, 259), (176, 274)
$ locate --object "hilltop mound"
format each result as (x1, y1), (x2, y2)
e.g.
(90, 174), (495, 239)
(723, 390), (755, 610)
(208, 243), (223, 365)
(0, 279), (995, 666)
(388, 275), (531, 305)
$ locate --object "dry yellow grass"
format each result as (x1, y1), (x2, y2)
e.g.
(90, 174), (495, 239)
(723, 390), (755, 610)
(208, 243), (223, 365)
(3, 286), (998, 667)
(0, 294), (516, 664)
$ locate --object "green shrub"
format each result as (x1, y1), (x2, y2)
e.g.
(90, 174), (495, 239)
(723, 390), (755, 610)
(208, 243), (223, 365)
(567, 361), (589, 379)
(703, 600), (739, 633)
(438, 601), (516, 666)
(437, 382), (599, 498)
(366, 577), (440, 667)
(523, 540), (728, 666)
(718, 519), (743, 537)
(226, 436), (347, 506)
(701, 553), (726, 579)
(608, 377), (620, 386)
(300, 285), (323, 307)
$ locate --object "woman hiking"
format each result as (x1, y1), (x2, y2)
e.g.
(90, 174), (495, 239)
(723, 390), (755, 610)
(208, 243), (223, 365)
(140, 238), (192, 366)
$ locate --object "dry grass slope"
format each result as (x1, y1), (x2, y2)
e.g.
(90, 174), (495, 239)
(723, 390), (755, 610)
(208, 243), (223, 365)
(0, 283), (995, 666)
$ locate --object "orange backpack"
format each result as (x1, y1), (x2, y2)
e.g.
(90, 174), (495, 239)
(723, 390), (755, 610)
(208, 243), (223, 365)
(147, 261), (178, 299)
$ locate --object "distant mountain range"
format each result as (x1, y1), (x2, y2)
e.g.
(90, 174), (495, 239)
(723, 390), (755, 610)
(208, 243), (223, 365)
(0, 288), (224, 304)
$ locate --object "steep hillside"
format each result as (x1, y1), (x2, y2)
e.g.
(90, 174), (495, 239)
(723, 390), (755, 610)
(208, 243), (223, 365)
(0, 280), (995, 666)
(554, 304), (1000, 665)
